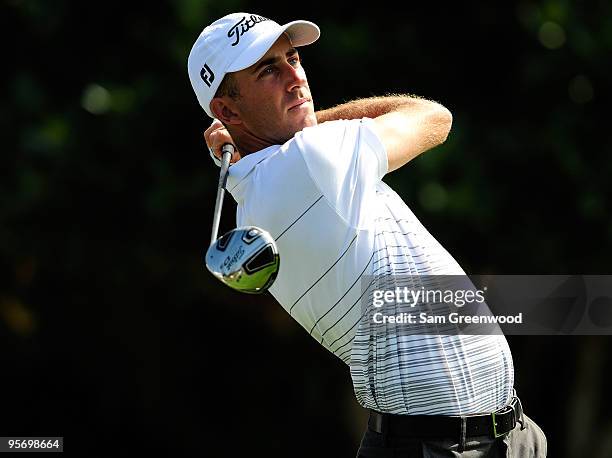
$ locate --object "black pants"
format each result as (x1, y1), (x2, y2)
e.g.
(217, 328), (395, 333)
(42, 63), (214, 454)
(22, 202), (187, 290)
(357, 413), (547, 457)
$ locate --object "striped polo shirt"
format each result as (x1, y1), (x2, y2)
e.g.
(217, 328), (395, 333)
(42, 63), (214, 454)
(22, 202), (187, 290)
(226, 118), (514, 415)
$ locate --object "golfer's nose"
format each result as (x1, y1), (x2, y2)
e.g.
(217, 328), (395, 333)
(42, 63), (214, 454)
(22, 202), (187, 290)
(284, 62), (307, 92)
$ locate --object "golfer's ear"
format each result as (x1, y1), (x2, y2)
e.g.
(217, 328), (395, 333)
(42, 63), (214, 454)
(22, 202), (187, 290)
(210, 98), (241, 125)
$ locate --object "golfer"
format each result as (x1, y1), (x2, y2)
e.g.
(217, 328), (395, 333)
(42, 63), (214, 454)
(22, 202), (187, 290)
(188, 13), (547, 457)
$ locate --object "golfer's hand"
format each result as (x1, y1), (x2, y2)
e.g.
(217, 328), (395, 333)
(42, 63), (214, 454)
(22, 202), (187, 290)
(204, 119), (241, 165)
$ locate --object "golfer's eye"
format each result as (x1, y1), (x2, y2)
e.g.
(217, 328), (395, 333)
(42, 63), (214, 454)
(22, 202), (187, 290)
(260, 66), (277, 77)
(288, 56), (300, 67)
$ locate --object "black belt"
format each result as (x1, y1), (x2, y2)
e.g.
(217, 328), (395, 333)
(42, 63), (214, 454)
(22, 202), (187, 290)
(368, 396), (524, 441)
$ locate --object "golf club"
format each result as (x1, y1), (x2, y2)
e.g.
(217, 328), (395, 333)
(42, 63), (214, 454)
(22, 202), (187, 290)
(205, 143), (280, 294)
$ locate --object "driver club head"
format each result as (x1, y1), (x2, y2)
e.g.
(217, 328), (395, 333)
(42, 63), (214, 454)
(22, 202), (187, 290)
(205, 226), (280, 294)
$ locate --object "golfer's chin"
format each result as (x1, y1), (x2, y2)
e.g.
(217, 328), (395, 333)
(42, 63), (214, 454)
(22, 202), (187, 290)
(287, 106), (317, 130)
(274, 107), (317, 142)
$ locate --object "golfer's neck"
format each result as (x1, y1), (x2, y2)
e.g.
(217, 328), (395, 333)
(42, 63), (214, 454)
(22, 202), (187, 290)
(229, 125), (296, 155)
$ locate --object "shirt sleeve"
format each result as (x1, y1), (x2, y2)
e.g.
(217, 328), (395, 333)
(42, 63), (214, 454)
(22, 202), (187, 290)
(294, 118), (388, 229)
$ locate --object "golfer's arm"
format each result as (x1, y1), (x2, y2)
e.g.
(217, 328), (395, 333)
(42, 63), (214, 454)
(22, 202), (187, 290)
(316, 95), (452, 172)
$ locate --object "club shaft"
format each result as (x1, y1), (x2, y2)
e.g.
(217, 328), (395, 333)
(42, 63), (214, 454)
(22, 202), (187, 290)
(210, 144), (234, 245)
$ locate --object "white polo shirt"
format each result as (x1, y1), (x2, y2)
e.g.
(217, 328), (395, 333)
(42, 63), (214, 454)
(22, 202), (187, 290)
(226, 118), (514, 415)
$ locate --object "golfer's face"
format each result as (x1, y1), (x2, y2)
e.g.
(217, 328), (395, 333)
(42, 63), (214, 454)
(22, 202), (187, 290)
(234, 34), (317, 143)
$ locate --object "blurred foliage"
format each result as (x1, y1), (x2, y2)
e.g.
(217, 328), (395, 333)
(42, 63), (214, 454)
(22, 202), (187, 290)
(1, 0), (611, 456)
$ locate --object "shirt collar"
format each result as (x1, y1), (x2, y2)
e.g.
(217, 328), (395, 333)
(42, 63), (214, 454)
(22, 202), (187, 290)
(227, 145), (280, 196)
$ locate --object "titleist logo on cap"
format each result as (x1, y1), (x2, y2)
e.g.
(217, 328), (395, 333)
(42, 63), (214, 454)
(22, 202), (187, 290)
(227, 14), (269, 46)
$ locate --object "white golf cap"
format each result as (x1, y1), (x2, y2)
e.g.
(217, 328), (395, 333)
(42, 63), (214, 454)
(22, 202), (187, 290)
(188, 13), (320, 118)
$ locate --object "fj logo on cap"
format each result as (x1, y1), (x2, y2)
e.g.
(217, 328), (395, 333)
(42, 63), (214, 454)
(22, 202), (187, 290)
(200, 63), (215, 87)
(227, 15), (269, 46)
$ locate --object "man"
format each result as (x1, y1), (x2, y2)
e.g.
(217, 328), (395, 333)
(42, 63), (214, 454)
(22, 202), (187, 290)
(188, 12), (547, 457)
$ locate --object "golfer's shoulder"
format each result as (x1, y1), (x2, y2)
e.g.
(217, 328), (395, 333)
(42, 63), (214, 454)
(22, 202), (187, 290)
(305, 118), (367, 135)
(294, 118), (380, 155)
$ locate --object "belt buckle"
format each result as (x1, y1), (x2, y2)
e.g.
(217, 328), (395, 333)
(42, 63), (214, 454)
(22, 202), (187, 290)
(491, 412), (504, 438)
(491, 405), (513, 439)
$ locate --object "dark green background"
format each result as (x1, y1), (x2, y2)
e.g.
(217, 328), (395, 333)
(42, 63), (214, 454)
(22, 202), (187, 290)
(1, 0), (611, 456)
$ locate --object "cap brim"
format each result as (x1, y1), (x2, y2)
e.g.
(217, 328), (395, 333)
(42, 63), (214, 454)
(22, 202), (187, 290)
(282, 20), (320, 47)
(227, 20), (320, 72)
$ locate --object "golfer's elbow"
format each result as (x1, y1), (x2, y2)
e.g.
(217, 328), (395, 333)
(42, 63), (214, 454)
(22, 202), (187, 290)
(430, 105), (453, 147)
(373, 101), (453, 172)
